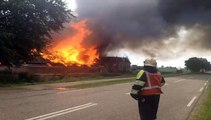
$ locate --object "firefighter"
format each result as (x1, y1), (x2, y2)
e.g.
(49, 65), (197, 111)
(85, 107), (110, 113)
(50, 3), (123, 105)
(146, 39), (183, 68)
(130, 58), (165, 120)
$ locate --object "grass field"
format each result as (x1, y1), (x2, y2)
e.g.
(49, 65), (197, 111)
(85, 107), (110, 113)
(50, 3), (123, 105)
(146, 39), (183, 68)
(66, 78), (134, 89)
(158, 67), (177, 73)
(189, 83), (211, 120)
(0, 73), (135, 87)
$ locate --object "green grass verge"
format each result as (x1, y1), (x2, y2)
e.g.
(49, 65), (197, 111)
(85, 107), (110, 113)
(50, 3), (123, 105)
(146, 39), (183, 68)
(190, 83), (211, 120)
(0, 73), (134, 87)
(47, 74), (135, 83)
(66, 78), (134, 89)
(65, 73), (187, 89)
(0, 72), (186, 87)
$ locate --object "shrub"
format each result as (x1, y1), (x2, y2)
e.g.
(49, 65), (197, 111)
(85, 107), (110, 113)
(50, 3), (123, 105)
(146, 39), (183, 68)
(0, 72), (41, 85)
(18, 72), (41, 83)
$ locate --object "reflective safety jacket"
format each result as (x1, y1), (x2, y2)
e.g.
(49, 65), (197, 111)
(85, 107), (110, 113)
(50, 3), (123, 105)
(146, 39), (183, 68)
(141, 71), (163, 95)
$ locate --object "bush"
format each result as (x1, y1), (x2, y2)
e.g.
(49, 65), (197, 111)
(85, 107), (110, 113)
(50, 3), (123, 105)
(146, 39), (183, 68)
(18, 72), (41, 83)
(0, 74), (18, 84)
(0, 72), (41, 85)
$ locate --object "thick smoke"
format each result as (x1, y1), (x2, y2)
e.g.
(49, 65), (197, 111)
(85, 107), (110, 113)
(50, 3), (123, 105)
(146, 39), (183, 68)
(159, 0), (211, 26)
(75, 0), (211, 58)
(159, 0), (211, 51)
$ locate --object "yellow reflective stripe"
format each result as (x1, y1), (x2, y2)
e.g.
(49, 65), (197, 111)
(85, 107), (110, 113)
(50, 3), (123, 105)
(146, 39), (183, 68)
(136, 70), (144, 79)
(135, 80), (145, 86)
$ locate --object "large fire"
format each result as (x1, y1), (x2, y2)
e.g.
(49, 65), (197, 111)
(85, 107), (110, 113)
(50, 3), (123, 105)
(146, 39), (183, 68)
(41, 20), (99, 67)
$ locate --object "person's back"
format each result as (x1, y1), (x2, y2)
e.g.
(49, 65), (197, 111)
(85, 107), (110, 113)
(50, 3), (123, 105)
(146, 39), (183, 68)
(130, 58), (165, 120)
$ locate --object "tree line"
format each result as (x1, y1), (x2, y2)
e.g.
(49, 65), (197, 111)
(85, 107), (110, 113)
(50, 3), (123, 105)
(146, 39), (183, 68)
(185, 57), (211, 72)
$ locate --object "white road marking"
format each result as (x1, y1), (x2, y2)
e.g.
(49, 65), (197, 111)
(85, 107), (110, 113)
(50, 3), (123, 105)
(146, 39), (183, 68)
(187, 96), (197, 107)
(205, 81), (209, 89)
(204, 81), (209, 89)
(205, 86), (208, 90)
(174, 79), (185, 83)
(199, 87), (204, 92)
(199, 81), (209, 91)
(204, 81), (208, 86)
(164, 83), (169, 86)
(25, 103), (98, 120)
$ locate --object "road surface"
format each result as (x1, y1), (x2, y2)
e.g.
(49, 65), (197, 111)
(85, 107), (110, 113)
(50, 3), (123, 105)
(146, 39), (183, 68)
(0, 74), (210, 120)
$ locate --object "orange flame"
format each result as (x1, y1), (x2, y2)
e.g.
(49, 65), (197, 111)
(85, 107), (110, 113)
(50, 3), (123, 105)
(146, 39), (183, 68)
(41, 20), (99, 67)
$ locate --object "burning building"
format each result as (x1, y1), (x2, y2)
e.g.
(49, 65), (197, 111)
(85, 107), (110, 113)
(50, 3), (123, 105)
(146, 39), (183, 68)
(40, 20), (99, 67)
(98, 57), (131, 73)
(15, 19), (131, 74)
(21, 56), (130, 74)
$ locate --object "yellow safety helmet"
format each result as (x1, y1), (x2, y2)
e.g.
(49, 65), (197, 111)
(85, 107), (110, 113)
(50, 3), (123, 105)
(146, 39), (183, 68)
(144, 58), (157, 67)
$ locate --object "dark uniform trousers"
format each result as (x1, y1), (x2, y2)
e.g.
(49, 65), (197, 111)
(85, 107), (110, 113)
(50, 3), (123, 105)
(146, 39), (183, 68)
(138, 95), (160, 120)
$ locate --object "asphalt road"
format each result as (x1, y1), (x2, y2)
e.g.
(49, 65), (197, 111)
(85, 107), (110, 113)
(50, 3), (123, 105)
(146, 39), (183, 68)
(0, 74), (210, 120)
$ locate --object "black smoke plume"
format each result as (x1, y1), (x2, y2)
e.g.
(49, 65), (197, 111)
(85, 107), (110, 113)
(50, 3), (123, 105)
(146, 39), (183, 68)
(75, 0), (211, 58)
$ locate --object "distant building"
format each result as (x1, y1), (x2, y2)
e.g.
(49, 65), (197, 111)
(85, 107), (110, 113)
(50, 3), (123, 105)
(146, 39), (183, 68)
(98, 57), (131, 73)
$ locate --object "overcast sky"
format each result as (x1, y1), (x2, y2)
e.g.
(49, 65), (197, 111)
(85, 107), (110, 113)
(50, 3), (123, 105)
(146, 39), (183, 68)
(66, 0), (211, 68)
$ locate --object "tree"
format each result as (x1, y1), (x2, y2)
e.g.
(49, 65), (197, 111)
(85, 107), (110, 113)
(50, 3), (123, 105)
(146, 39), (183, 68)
(185, 57), (211, 72)
(0, 0), (73, 66)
